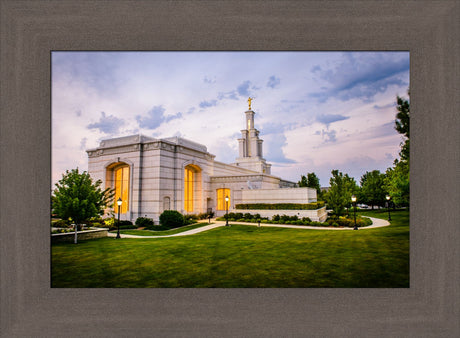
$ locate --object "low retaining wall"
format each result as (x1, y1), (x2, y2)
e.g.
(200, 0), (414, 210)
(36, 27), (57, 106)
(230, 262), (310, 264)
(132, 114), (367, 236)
(217, 206), (327, 222)
(51, 229), (108, 244)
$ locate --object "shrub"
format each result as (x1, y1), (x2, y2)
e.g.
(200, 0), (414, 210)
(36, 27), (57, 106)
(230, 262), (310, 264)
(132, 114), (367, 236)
(272, 214), (280, 222)
(52, 219), (71, 228)
(184, 214), (198, 225)
(135, 217), (154, 228)
(197, 212), (214, 219)
(235, 202), (325, 210)
(159, 210), (184, 229)
(104, 218), (115, 228)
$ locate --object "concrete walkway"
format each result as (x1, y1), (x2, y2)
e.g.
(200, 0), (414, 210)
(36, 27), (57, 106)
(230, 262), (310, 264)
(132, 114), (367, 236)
(107, 217), (389, 238)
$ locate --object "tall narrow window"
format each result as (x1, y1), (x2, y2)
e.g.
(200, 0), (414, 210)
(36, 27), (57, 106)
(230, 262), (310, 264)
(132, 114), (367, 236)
(114, 165), (129, 213)
(216, 188), (230, 211)
(184, 168), (194, 212)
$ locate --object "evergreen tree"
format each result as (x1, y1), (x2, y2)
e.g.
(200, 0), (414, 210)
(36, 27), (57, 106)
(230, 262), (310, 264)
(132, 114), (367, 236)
(52, 168), (114, 243)
(298, 175), (308, 187)
(384, 92), (410, 207)
(395, 94), (410, 161)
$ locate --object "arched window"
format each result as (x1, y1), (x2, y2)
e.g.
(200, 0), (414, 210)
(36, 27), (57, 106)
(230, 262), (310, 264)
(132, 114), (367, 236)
(216, 188), (230, 211)
(114, 165), (129, 213)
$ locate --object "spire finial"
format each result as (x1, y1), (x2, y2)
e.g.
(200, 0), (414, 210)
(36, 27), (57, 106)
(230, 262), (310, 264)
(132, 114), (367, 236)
(247, 97), (254, 110)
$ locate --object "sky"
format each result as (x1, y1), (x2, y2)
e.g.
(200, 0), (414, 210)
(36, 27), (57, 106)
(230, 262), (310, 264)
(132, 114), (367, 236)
(52, 51), (409, 188)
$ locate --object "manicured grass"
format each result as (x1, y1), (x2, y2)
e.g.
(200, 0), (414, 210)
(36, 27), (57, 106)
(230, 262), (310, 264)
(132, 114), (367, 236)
(52, 210), (409, 288)
(110, 222), (210, 236)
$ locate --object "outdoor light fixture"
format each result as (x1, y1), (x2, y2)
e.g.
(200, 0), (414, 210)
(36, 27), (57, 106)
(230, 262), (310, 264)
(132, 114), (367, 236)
(225, 195), (229, 226)
(386, 194), (392, 221)
(116, 198), (122, 239)
(351, 195), (358, 230)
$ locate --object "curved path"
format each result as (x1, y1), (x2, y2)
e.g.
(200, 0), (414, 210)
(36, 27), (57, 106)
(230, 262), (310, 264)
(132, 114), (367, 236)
(107, 217), (389, 238)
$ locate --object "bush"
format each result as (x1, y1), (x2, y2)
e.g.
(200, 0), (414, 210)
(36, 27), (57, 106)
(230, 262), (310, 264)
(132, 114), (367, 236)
(196, 212), (214, 219)
(52, 219), (71, 228)
(235, 202), (325, 210)
(159, 210), (184, 229)
(135, 217), (154, 228)
(184, 214), (198, 225)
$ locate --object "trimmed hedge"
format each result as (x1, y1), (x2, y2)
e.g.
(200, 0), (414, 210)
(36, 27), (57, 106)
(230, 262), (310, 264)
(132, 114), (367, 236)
(159, 210), (184, 229)
(216, 213), (373, 228)
(235, 202), (325, 210)
(135, 217), (154, 227)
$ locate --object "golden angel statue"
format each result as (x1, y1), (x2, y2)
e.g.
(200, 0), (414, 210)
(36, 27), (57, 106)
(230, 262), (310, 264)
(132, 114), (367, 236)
(248, 97), (254, 110)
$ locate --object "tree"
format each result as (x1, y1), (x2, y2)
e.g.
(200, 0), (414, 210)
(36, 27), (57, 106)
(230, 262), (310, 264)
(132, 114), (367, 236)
(343, 173), (359, 215)
(360, 170), (387, 209)
(52, 168), (114, 243)
(298, 172), (322, 199)
(384, 160), (409, 207)
(395, 94), (410, 162)
(384, 92), (410, 207)
(325, 170), (356, 216)
(298, 175), (308, 187)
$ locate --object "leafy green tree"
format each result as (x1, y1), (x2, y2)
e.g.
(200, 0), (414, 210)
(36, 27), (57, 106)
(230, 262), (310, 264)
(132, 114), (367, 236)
(343, 173), (359, 215)
(52, 168), (114, 243)
(384, 159), (409, 207)
(325, 170), (355, 216)
(360, 170), (387, 209)
(298, 172), (322, 199)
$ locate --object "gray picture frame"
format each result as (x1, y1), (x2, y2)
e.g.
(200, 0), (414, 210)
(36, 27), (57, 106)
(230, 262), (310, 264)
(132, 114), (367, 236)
(1, 1), (459, 337)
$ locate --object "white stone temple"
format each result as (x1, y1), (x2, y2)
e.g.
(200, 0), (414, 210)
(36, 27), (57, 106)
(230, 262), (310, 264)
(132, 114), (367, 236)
(87, 100), (326, 222)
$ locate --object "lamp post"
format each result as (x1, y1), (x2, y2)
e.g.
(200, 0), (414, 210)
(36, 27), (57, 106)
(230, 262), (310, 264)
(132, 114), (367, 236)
(116, 198), (122, 239)
(351, 195), (358, 230)
(225, 195), (229, 226)
(386, 194), (392, 221)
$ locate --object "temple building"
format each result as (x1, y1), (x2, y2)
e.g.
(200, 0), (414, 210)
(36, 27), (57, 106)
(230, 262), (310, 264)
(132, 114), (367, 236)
(86, 100), (326, 223)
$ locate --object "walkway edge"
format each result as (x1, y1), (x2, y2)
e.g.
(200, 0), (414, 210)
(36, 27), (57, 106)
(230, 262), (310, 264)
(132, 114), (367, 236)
(107, 216), (390, 238)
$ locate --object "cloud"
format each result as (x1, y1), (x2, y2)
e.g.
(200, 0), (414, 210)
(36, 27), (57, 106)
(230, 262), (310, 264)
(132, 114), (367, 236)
(373, 102), (396, 110)
(136, 106), (166, 129)
(203, 76), (216, 84)
(199, 100), (218, 109)
(310, 52), (409, 103)
(79, 137), (87, 150)
(136, 105), (183, 129)
(87, 111), (124, 134)
(316, 114), (349, 127)
(217, 91), (238, 101)
(322, 129), (337, 143)
(237, 81), (251, 96)
(165, 112), (182, 123)
(52, 52), (123, 98)
(267, 75), (280, 88)
(260, 124), (296, 164)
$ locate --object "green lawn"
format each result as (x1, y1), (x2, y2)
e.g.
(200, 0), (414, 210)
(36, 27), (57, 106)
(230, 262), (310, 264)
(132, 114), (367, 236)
(51, 210), (409, 288)
(110, 222), (211, 236)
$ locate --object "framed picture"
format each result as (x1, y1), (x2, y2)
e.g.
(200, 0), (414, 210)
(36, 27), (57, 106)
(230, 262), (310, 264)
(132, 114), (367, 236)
(1, 1), (458, 336)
